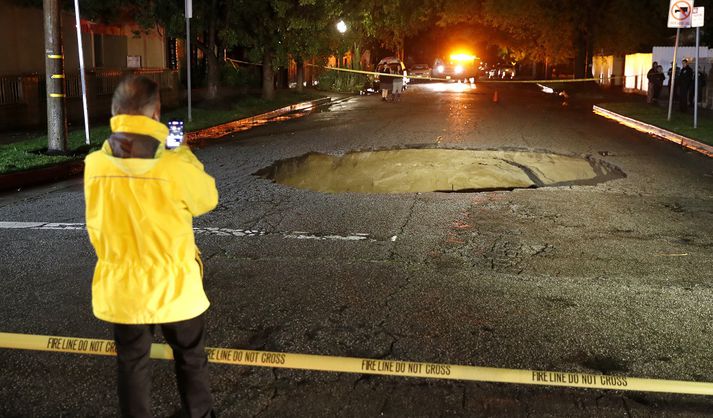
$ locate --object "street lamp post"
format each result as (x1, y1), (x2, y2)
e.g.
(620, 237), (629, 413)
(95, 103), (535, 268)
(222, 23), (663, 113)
(336, 20), (347, 69)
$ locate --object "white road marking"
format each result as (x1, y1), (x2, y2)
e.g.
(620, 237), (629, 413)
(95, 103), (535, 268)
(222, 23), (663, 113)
(0, 221), (390, 242)
(284, 232), (370, 241)
(195, 227), (266, 237)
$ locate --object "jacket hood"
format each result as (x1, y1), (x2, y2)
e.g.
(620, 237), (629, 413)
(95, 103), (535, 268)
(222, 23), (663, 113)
(101, 114), (170, 175)
(110, 114), (169, 144)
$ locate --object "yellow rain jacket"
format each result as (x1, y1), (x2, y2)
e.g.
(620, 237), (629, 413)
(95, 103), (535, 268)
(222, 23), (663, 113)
(84, 114), (218, 324)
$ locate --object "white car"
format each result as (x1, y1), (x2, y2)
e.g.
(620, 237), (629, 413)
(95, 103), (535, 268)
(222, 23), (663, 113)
(409, 64), (432, 80)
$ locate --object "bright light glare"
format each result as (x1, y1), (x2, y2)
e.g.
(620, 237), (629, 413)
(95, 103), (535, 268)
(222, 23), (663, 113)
(454, 65), (464, 74)
(537, 83), (555, 94)
(427, 83), (476, 93)
(436, 65), (445, 73)
(336, 20), (347, 33)
(450, 53), (476, 62)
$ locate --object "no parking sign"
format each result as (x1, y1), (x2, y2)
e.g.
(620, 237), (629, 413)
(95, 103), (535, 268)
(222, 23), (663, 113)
(668, 0), (694, 28)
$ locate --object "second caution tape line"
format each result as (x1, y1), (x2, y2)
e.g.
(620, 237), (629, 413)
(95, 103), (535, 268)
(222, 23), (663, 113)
(306, 63), (604, 84)
(227, 57), (629, 85)
(1, 332), (712, 396)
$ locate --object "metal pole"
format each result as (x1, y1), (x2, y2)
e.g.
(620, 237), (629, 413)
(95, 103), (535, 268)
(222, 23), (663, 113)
(186, 17), (192, 122)
(43, 0), (68, 154)
(73, 0), (90, 144)
(667, 28), (680, 121)
(694, 27), (700, 128)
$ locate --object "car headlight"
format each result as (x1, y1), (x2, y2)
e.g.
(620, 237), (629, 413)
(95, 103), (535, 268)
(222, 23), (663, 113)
(437, 65), (444, 73)
(454, 65), (463, 74)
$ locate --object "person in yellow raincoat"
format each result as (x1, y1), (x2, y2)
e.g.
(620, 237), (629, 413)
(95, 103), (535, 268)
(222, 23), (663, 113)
(84, 76), (218, 418)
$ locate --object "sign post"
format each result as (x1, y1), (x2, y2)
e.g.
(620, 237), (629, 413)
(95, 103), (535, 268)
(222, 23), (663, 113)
(667, 0), (694, 122)
(692, 7), (704, 129)
(185, 0), (192, 122)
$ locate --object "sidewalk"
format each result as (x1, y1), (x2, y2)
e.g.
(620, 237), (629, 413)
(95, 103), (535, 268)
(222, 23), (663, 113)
(591, 92), (713, 158)
(540, 81), (713, 158)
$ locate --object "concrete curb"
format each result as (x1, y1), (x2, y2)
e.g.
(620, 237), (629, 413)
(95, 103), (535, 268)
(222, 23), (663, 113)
(185, 97), (332, 142)
(593, 105), (713, 158)
(0, 96), (341, 192)
(0, 160), (85, 192)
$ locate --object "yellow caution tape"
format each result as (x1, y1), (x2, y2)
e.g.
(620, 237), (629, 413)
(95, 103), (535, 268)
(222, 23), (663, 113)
(1, 331), (713, 396)
(51, 74), (65, 79)
(308, 63), (609, 84)
(47, 54), (64, 59)
(224, 58), (630, 85)
(48, 93), (66, 98)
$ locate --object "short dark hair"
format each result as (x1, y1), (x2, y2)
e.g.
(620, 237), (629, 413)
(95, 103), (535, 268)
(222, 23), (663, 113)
(111, 76), (160, 117)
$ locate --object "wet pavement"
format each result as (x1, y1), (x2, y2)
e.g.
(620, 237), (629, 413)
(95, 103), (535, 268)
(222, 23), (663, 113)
(1, 82), (713, 417)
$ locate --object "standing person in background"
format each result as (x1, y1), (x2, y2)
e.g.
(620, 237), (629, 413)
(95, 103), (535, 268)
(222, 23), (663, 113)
(646, 62), (659, 104)
(84, 75), (219, 418)
(696, 66), (707, 105)
(707, 66), (713, 108)
(380, 66), (392, 101)
(678, 59), (694, 112)
(651, 64), (665, 105)
(667, 65), (680, 102)
(391, 65), (403, 102)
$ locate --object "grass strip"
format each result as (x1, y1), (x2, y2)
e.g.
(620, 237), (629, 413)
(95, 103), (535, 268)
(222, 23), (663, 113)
(0, 90), (327, 174)
(596, 102), (713, 146)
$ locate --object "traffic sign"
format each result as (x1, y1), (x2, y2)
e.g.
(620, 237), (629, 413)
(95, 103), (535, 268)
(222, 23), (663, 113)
(692, 7), (705, 27)
(668, 0), (694, 28)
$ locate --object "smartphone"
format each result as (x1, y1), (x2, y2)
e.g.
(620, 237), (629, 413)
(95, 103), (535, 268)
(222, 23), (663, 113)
(166, 119), (184, 149)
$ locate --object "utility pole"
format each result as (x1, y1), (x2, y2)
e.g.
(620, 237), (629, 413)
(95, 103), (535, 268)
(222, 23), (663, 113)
(43, 0), (68, 154)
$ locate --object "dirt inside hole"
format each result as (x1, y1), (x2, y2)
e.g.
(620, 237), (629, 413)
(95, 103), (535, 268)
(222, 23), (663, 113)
(255, 148), (626, 193)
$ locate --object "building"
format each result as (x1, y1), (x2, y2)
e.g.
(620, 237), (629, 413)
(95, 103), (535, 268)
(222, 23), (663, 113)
(594, 47), (712, 109)
(0, 0), (178, 130)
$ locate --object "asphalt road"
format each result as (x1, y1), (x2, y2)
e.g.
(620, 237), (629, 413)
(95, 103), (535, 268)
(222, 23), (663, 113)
(1, 82), (713, 417)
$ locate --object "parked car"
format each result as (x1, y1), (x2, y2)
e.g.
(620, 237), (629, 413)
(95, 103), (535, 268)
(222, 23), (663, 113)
(499, 66), (516, 79)
(409, 63), (432, 81)
(486, 64), (517, 80)
(368, 56), (409, 92)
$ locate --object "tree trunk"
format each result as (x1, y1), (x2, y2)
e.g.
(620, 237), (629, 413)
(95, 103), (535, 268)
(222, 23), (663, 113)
(205, 0), (219, 100)
(262, 49), (275, 100)
(206, 53), (219, 100)
(574, 31), (588, 79)
(296, 58), (304, 92)
(354, 45), (361, 71)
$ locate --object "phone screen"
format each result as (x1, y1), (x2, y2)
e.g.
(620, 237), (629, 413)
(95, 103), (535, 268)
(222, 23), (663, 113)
(166, 120), (184, 149)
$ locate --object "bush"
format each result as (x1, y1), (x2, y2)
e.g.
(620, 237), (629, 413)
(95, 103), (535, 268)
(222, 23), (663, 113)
(317, 69), (369, 93)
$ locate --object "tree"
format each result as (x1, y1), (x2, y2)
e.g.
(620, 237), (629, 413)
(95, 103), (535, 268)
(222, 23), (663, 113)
(437, 0), (672, 78)
(354, 0), (438, 59)
(280, 0), (343, 92)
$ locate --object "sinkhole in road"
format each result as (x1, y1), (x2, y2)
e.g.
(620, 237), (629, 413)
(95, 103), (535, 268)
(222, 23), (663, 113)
(255, 148), (626, 193)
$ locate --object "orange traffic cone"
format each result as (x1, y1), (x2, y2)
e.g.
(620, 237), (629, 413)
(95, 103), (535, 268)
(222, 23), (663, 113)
(492, 89), (499, 103)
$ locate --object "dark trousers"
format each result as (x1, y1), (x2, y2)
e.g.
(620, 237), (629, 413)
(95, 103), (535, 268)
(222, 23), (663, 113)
(113, 314), (213, 418)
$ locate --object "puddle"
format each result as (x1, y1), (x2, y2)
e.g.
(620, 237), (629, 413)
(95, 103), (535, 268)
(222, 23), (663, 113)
(255, 147), (626, 194)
